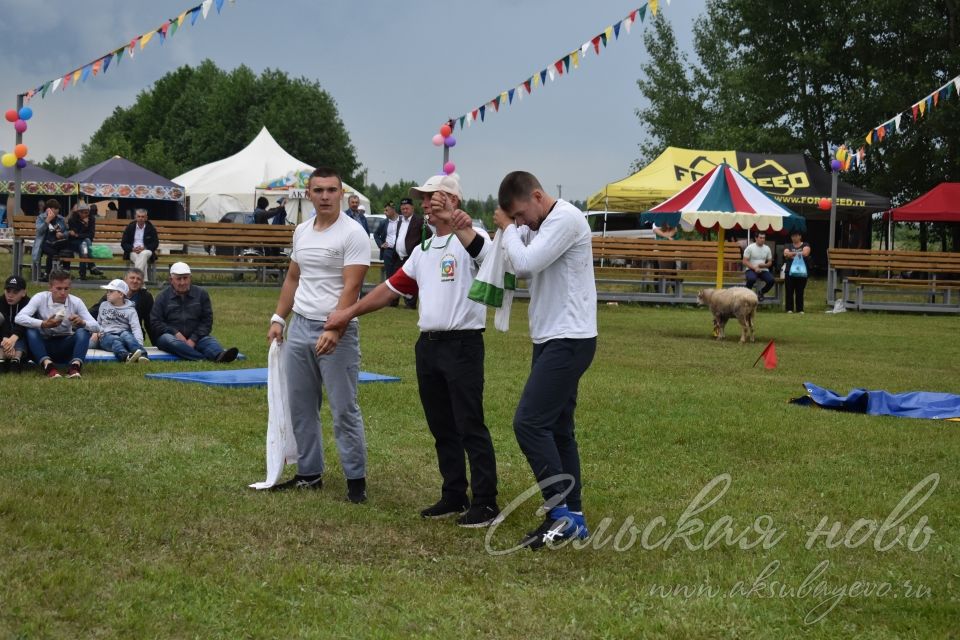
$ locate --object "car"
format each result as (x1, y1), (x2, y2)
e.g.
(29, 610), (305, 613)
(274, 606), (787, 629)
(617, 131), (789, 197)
(212, 211), (264, 256)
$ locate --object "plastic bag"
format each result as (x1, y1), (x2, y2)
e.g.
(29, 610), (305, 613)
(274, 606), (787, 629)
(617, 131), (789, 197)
(91, 244), (113, 259)
(789, 254), (808, 278)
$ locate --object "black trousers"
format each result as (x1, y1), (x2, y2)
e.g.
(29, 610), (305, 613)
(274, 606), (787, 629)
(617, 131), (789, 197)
(785, 275), (807, 312)
(514, 337), (596, 512)
(415, 331), (497, 506)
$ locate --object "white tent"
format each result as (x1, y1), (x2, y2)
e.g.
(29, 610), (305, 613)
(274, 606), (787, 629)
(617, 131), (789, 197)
(173, 126), (369, 220)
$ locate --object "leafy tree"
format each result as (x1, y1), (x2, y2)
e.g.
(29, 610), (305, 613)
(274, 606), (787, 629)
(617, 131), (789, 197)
(45, 60), (362, 186)
(38, 153), (82, 177)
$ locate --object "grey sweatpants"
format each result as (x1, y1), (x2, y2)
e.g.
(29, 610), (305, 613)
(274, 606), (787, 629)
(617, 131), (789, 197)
(284, 313), (367, 480)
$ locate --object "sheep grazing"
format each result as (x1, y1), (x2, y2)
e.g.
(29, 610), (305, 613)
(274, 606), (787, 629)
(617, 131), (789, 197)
(697, 287), (758, 343)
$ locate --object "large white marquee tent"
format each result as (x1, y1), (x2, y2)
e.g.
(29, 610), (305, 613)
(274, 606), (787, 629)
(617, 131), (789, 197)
(173, 127), (370, 220)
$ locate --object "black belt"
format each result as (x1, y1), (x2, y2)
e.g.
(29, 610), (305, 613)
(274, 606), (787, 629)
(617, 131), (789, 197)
(421, 329), (484, 341)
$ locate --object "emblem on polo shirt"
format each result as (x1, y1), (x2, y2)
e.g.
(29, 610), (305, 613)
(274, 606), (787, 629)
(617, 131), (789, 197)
(440, 254), (456, 282)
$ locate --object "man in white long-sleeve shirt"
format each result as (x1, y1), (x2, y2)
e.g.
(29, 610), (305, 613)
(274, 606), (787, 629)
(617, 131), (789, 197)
(493, 170), (597, 551)
(16, 269), (101, 379)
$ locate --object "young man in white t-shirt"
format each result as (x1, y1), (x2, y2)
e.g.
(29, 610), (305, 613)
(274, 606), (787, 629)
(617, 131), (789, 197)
(267, 168), (371, 503)
(742, 232), (774, 300)
(493, 170), (598, 550)
(325, 173), (501, 528)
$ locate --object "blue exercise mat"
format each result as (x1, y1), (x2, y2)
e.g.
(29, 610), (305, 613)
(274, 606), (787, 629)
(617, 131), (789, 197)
(145, 368), (400, 388)
(791, 382), (960, 420)
(84, 347), (246, 362)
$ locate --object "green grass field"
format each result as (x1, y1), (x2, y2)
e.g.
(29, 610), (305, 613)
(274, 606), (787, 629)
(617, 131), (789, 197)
(1, 274), (958, 638)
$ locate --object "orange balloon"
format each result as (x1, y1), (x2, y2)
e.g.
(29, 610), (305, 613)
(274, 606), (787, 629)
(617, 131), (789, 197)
(439, 123), (452, 137)
(14, 143), (28, 159)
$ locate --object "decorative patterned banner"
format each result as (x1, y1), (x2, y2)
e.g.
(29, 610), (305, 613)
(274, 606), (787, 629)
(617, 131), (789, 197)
(442, 3), (657, 133)
(21, 0), (236, 101)
(78, 182), (185, 201)
(863, 72), (960, 148)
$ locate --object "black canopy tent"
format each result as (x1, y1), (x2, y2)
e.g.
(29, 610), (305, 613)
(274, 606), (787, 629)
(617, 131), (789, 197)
(67, 156), (185, 220)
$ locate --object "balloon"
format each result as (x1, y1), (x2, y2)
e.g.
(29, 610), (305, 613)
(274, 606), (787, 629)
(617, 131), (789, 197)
(1, 153), (16, 168)
(830, 159), (842, 171)
(18, 106), (33, 121)
(443, 161), (456, 175)
(439, 124), (452, 137)
(4, 109), (17, 123)
(14, 119), (27, 133)
(443, 135), (456, 148)
(432, 134), (444, 146)
(14, 144), (27, 158)
(15, 158), (26, 169)
(818, 198), (831, 211)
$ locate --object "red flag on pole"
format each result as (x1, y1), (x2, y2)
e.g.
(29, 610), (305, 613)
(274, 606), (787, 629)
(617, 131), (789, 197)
(753, 339), (777, 369)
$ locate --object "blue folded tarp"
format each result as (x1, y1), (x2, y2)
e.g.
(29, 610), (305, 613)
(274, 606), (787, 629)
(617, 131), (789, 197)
(146, 368), (399, 388)
(791, 382), (960, 420)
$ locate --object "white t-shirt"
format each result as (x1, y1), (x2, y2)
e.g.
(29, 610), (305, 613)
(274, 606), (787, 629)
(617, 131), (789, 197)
(291, 213), (371, 320)
(500, 199), (597, 344)
(396, 216), (413, 258)
(386, 232), (490, 332)
(743, 243), (772, 271)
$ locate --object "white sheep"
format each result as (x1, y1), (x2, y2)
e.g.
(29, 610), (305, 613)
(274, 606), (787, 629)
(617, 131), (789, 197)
(697, 287), (758, 343)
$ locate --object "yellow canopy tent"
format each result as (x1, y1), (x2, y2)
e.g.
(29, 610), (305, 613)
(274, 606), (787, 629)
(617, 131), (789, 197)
(587, 147), (736, 212)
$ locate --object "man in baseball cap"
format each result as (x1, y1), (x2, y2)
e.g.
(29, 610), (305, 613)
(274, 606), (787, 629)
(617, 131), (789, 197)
(1, 275), (30, 373)
(150, 262), (239, 362)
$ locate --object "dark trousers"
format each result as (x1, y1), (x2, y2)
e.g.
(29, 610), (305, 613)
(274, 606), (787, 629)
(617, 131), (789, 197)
(785, 275), (807, 312)
(415, 331), (498, 506)
(399, 257), (417, 309)
(514, 337), (596, 512)
(745, 269), (774, 295)
(382, 249), (400, 306)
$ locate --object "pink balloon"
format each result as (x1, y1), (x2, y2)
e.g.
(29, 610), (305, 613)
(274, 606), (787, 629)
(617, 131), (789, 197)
(14, 119), (27, 133)
(443, 162), (456, 175)
(431, 134), (443, 146)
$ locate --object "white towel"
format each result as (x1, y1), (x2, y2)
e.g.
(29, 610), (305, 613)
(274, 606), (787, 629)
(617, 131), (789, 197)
(249, 340), (299, 490)
(468, 229), (516, 332)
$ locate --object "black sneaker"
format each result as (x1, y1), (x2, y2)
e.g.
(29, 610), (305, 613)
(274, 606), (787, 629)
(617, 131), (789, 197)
(347, 478), (367, 504)
(269, 474), (323, 491)
(420, 498), (469, 519)
(456, 504), (501, 528)
(215, 347), (239, 363)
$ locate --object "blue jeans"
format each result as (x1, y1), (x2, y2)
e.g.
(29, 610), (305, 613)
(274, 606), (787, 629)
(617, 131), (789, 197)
(155, 332), (224, 361)
(745, 269), (775, 295)
(100, 330), (144, 361)
(26, 328), (91, 365)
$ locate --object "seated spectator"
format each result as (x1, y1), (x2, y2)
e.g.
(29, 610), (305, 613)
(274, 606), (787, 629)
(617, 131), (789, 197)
(1, 275), (31, 373)
(40, 201), (69, 281)
(15, 269), (100, 379)
(150, 262), (238, 362)
(96, 279), (148, 363)
(89, 267), (157, 345)
(742, 232), (775, 301)
(67, 202), (104, 279)
(121, 208), (159, 277)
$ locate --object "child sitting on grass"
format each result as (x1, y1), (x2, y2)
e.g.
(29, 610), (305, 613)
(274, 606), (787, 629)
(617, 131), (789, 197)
(96, 279), (148, 363)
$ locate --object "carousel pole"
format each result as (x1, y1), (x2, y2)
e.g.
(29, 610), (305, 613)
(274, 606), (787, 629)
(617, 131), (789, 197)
(11, 93), (24, 277)
(715, 229), (725, 289)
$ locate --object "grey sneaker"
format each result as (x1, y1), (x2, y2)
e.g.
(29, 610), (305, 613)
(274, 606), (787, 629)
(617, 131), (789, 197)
(269, 475), (323, 491)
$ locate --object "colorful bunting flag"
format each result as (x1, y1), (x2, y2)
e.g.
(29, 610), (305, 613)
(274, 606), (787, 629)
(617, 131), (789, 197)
(508, 88), (515, 105)
(857, 71), (960, 150)
(650, 0), (659, 16)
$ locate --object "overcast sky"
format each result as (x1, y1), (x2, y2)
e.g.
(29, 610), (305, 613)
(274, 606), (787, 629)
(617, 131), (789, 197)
(0, 0), (706, 202)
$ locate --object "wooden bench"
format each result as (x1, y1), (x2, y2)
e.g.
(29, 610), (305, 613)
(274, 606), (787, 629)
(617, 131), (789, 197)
(12, 215), (293, 283)
(590, 237), (782, 304)
(828, 248), (960, 312)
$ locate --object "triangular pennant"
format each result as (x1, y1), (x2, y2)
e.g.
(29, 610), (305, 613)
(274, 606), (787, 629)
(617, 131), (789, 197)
(471, 109), (478, 121)
(539, 69), (547, 85)
(216, 0), (225, 13)
(614, 21), (622, 39)
(572, 50), (579, 69)
(638, 4), (647, 21)
(547, 67), (556, 82)
(581, 42), (590, 57)
(554, 60), (564, 76)
(600, 32), (608, 47)
(479, 105), (486, 121)
(946, 82), (954, 99)
(190, 6), (202, 25)
(624, 15), (633, 34)
(562, 55), (571, 73)
(912, 104), (919, 120)
(933, 90), (940, 107)
(592, 36), (601, 54)
(523, 79), (532, 94)
(865, 130), (873, 145)
(517, 85), (524, 101)
(92, 59), (102, 76)
(169, 17), (180, 38)
(102, 54), (112, 74)
(501, 91), (508, 106)
(73, 68), (82, 84)
(81, 64), (93, 82)
(129, 38), (137, 53)
(650, 0), (659, 16)
(178, 10), (188, 25)
(492, 97), (500, 113)
(41, 81), (52, 98)
(954, 77), (960, 95)
(140, 31), (154, 49)
(161, 21), (170, 37)
(202, 0), (213, 19)
(459, 115), (465, 129)
(894, 113), (902, 133)
(605, 26), (614, 42)
(925, 95), (933, 111)
(876, 126), (885, 142)
(508, 88), (515, 104)
(919, 99), (927, 116)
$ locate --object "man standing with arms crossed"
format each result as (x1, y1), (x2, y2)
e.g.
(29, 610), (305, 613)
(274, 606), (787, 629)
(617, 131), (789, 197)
(267, 168), (371, 504)
(493, 170), (597, 550)
(325, 174), (500, 527)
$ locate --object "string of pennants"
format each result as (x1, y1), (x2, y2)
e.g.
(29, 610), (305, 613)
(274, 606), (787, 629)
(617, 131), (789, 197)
(442, 1), (666, 133)
(863, 72), (960, 147)
(20, 0), (236, 101)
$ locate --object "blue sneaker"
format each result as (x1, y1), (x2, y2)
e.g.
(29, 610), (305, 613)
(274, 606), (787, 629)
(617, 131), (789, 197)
(519, 506), (589, 550)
